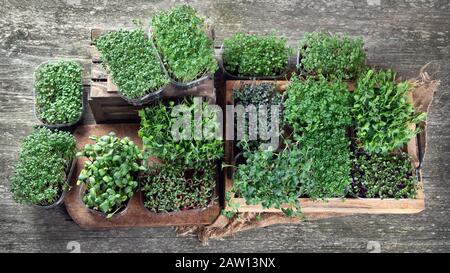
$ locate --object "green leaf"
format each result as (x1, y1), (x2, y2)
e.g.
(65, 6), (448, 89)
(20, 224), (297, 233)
(10, 127), (76, 205)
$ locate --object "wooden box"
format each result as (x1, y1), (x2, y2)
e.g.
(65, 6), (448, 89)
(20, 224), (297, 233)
(88, 28), (216, 123)
(223, 80), (425, 217)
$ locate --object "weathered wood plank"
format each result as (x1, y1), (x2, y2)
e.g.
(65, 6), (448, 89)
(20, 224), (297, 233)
(107, 75), (118, 92)
(89, 77), (216, 123)
(90, 46), (101, 63)
(91, 63), (107, 81)
(0, 0), (449, 253)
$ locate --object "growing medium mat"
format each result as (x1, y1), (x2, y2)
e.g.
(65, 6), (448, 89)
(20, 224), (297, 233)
(64, 123), (221, 229)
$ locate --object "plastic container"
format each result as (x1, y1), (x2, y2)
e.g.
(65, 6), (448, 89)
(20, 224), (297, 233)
(34, 157), (76, 209)
(296, 49), (310, 76)
(116, 83), (167, 106)
(296, 49), (302, 71)
(140, 187), (218, 214)
(103, 43), (170, 106)
(80, 178), (131, 219)
(219, 43), (291, 80)
(148, 28), (213, 90)
(33, 96), (83, 130)
(140, 161), (220, 213)
(415, 133), (424, 180)
(85, 200), (129, 219)
(33, 60), (84, 129)
(78, 169), (143, 218)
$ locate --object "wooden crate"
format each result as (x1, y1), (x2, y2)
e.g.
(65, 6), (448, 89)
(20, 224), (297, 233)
(65, 123), (221, 229)
(224, 80), (425, 216)
(89, 28), (216, 123)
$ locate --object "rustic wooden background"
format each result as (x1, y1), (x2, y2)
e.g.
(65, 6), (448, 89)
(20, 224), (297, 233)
(0, 0), (449, 253)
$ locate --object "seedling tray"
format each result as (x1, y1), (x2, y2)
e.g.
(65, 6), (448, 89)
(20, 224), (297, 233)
(36, 157), (77, 209)
(64, 123), (221, 229)
(89, 28), (216, 123)
(224, 80), (425, 217)
(33, 60), (84, 129)
(148, 26), (215, 90)
(219, 44), (293, 80)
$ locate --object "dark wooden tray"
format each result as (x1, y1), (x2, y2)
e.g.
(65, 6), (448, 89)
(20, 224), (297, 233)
(64, 123), (221, 229)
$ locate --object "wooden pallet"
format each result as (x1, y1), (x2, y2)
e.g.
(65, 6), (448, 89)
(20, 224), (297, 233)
(89, 28), (216, 123)
(64, 123), (221, 229)
(223, 80), (425, 216)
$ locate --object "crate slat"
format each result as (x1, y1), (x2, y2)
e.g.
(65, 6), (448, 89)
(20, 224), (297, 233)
(90, 46), (101, 63)
(107, 75), (118, 92)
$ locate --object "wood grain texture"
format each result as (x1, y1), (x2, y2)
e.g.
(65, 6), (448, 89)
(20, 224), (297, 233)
(89, 79), (216, 123)
(0, 0), (449, 253)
